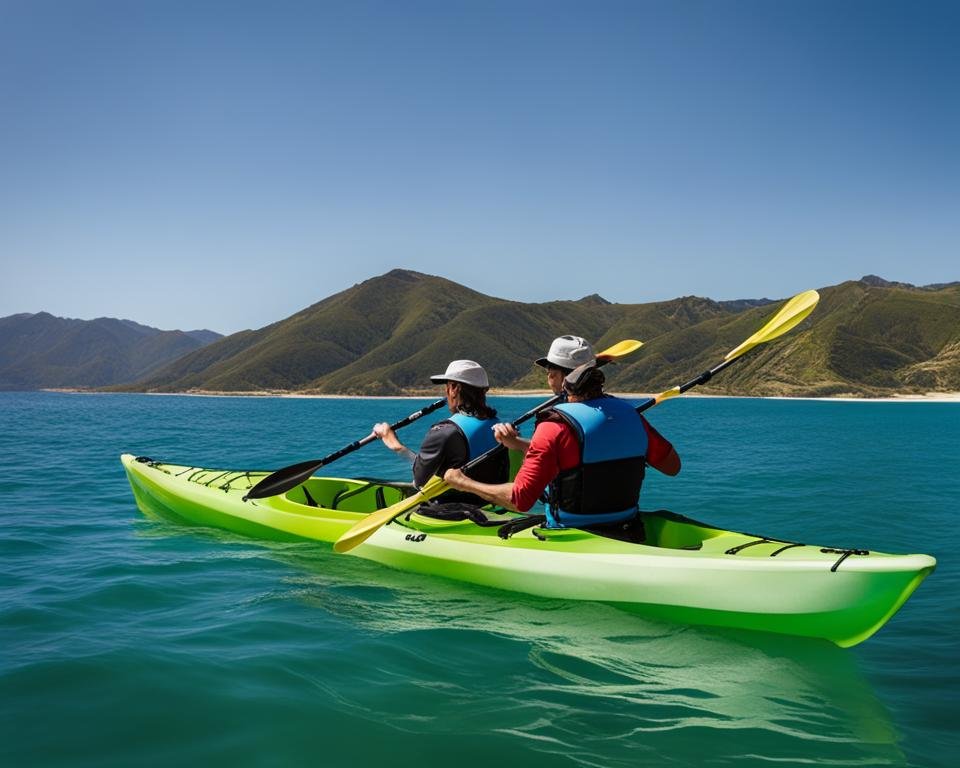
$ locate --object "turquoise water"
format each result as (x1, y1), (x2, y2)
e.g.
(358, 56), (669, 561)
(1, 391), (957, 767)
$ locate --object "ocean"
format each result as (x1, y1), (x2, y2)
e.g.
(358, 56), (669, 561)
(1, 391), (957, 767)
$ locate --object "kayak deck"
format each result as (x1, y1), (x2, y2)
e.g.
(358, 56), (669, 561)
(121, 454), (936, 647)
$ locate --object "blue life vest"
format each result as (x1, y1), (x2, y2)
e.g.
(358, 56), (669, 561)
(545, 396), (647, 528)
(414, 412), (505, 507)
(443, 412), (507, 488)
(447, 412), (499, 459)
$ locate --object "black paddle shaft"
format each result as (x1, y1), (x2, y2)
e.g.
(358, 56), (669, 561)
(257, 345), (640, 499)
(635, 356), (736, 414)
(456, 393), (564, 475)
(244, 398), (447, 500)
(457, 354), (630, 475)
(462, 355), (741, 477)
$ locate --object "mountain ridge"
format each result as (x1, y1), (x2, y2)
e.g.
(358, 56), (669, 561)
(4, 271), (958, 397)
(0, 313), (223, 390)
(117, 271), (960, 397)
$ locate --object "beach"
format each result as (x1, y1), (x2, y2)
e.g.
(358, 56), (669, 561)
(46, 387), (960, 403)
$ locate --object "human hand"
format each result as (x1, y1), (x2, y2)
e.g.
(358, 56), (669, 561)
(443, 467), (467, 488)
(492, 422), (526, 451)
(372, 422), (402, 451)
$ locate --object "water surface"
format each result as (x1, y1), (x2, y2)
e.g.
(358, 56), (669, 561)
(1, 392), (957, 766)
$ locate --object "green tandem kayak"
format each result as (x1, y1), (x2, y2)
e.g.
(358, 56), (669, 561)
(121, 453), (936, 647)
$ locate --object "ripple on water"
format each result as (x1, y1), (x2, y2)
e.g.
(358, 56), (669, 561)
(2, 393), (956, 767)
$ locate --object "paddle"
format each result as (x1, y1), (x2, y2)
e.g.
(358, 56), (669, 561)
(332, 338), (643, 553)
(640, 289), (820, 409)
(246, 339), (644, 501)
(244, 398), (447, 500)
(334, 290), (819, 554)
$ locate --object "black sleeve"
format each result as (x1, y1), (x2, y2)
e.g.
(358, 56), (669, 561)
(412, 422), (469, 488)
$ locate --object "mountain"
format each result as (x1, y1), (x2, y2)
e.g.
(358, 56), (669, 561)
(24, 269), (954, 398)
(0, 313), (223, 390)
(611, 278), (960, 397)
(119, 269), (959, 397)
(119, 270), (741, 395)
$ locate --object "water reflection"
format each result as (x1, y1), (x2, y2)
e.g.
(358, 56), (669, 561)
(273, 543), (906, 768)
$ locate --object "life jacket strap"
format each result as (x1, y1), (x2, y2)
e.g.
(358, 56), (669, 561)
(545, 506), (638, 529)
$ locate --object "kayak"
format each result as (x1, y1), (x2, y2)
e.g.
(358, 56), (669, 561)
(120, 453), (936, 647)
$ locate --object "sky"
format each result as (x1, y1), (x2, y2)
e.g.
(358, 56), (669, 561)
(1, 0), (957, 335)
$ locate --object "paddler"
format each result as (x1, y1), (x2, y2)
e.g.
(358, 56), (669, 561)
(372, 360), (509, 505)
(442, 359), (680, 531)
(492, 335), (595, 453)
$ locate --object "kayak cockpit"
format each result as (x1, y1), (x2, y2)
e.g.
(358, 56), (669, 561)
(285, 477), (416, 513)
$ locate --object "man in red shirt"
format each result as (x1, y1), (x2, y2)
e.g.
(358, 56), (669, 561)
(492, 335), (593, 453)
(444, 356), (680, 521)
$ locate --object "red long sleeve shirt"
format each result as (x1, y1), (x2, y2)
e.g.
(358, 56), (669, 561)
(510, 415), (676, 512)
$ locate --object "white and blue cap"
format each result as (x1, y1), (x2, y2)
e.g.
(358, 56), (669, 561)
(535, 335), (595, 371)
(430, 360), (489, 389)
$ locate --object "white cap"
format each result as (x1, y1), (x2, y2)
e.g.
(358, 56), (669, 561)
(535, 335), (595, 371)
(429, 360), (489, 388)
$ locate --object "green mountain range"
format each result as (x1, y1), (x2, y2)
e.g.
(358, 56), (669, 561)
(117, 269), (960, 398)
(0, 313), (222, 390)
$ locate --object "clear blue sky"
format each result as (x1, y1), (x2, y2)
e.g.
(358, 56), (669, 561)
(2, 0), (957, 334)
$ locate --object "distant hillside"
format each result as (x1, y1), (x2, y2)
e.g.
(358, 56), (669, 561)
(0, 313), (222, 390)
(122, 270), (738, 395)
(613, 279), (960, 397)
(121, 269), (960, 398)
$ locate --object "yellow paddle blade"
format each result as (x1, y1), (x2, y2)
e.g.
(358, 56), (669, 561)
(724, 290), (819, 362)
(596, 339), (643, 360)
(334, 475), (448, 553)
(654, 387), (681, 405)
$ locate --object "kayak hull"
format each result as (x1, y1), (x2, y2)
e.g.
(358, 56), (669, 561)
(121, 454), (936, 647)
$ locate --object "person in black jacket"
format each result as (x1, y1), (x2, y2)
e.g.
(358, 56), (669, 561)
(372, 360), (508, 504)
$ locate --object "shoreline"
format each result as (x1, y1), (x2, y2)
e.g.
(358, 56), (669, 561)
(41, 387), (960, 403)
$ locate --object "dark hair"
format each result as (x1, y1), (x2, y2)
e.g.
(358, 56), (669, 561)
(456, 382), (497, 420)
(563, 366), (605, 400)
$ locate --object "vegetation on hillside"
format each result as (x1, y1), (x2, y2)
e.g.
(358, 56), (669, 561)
(6, 270), (957, 397)
(0, 313), (222, 390)
(119, 270), (960, 398)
